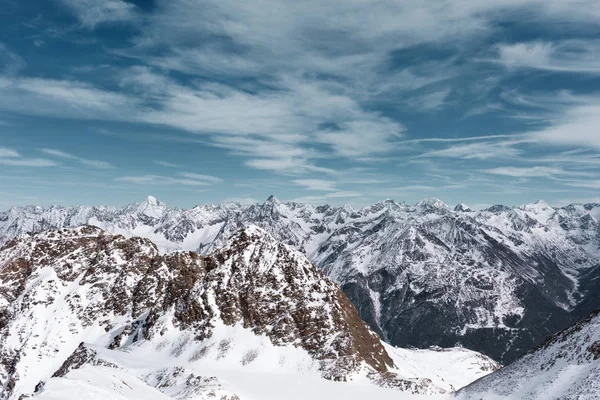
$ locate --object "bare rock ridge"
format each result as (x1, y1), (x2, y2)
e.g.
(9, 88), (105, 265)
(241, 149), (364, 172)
(1, 225), (486, 399)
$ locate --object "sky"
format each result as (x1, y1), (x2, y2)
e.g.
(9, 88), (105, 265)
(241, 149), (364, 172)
(1, 0), (600, 210)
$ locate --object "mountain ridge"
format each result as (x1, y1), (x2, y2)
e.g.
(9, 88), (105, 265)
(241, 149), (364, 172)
(0, 225), (499, 399)
(1, 196), (599, 364)
(456, 307), (600, 399)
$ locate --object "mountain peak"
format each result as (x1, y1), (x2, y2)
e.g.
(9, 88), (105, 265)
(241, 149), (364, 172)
(520, 199), (554, 213)
(455, 203), (473, 212)
(136, 195), (167, 219)
(484, 204), (512, 213)
(146, 195), (157, 204)
(143, 195), (163, 206)
(263, 194), (281, 205)
(533, 199), (551, 208)
(415, 197), (449, 211)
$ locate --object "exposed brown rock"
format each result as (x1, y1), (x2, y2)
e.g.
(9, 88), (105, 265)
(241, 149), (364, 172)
(0, 225), (396, 399)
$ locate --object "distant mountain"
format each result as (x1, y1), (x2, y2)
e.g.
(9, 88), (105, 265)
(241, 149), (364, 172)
(456, 308), (600, 399)
(1, 196), (599, 363)
(454, 203), (473, 213)
(0, 226), (498, 399)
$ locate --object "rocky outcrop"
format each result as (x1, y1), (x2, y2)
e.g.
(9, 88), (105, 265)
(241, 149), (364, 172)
(0, 226), (400, 399)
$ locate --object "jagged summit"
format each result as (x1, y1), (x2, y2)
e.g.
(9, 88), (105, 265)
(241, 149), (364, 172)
(415, 197), (450, 212)
(263, 194), (281, 205)
(483, 204), (512, 213)
(520, 199), (553, 211)
(144, 195), (163, 206)
(135, 195), (168, 220)
(454, 203), (473, 212)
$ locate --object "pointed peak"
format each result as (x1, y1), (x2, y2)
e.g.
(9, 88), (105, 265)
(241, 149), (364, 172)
(136, 196), (167, 219)
(263, 195), (281, 206)
(365, 199), (403, 213)
(454, 203), (473, 212)
(520, 199), (553, 212)
(415, 197), (449, 211)
(143, 195), (164, 206)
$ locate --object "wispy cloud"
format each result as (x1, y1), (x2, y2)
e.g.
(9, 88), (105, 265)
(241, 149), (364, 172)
(39, 148), (114, 169)
(155, 161), (179, 168)
(416, 140), (525, 160)
(403, 88), (451, 111)
(60, 0), (137, 28)
(293, 179), (337, 191)
(4, 0), (600, 207)
(503, 91), (600, 149)
(0, 147), (19, 157)
(563, 180), (600, 190)
(401, 134), (517, 144)
(484, 166), (564, 177)
(0, 147), (58, 167)
(529, 104), (600, 149)
(0, 43), (25, 75)
(178, 172), (223, 184)
(492, 40), (600, 74)
(115, 172), (222, 186)
(0, 158), (57, 167)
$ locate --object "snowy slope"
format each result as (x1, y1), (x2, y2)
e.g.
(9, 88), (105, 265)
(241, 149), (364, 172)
(0, 226), (499, 400)
(456, 308), (600, 399)
(1, 197), (599, 363)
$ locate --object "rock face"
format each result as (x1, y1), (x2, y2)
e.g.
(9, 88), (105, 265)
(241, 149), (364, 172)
(456, 308), (600, 399)
(0, 226), (498, 399)
(1, 197), (599, 364)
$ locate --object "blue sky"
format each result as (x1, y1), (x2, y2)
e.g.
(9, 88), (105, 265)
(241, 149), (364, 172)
(1, 0), (600, 209)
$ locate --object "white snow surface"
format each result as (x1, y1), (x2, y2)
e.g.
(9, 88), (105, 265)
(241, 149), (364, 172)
(456, 309), (600, 399)
(31, 329), (494, 400)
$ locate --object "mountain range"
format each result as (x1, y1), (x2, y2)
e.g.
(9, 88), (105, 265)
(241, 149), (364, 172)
(1, 196), (599, 364)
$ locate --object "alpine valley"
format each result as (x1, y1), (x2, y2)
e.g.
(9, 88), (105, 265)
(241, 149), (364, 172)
(0, 196), (599, 399)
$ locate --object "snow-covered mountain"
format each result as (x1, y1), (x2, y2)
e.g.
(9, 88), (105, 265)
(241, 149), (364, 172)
(0, 226), (498, 400)
(1, 196), (599, 363)
(456, 307), (600, 399)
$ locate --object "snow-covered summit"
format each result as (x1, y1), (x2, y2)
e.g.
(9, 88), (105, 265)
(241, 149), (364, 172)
(454, 203), (473, 212)
(415, 197), (450, 212)
(134, 195), (169, 219)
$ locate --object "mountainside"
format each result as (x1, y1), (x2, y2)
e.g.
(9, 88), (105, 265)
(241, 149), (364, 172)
(1, 196), (599, 363)
(456, 308), (600, 399)
(0, 226), (498, 400)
